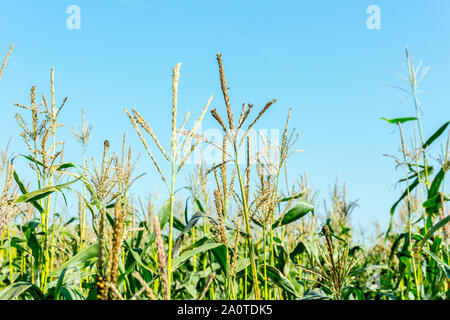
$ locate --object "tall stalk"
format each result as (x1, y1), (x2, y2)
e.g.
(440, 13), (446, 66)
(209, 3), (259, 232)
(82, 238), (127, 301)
(126, 63), (211, 299)
(406, 48), (430, 188)
(167, 160), (176, 298)
(233, 141), (260, 299)
(398, 122), (421, 300)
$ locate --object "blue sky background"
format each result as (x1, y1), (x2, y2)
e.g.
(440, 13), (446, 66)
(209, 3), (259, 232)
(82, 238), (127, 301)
(0, 0), (449, 237)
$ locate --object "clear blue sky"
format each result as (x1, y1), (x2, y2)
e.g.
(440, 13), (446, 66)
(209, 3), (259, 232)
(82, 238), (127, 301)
(1, 0), (449, 235)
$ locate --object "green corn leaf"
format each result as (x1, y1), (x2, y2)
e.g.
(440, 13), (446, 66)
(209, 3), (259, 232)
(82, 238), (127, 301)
(421, 248), (450, 278)
(415, 215), (450, 257)
(194, 197), (205, 212)
(262, 265), (299, 297)
(398, 166), (433, 183)
(173, 216), (186, 232)
(15, 178), (79, 204)
(184, 196), (191, 225)
(22, 219), (43, 266)
(211, 243), (229, 276)
(272, 199), (314, 228)
(423, 121), (449, 149)
(51, 243), (98, 277)
(423, 192), (449, 217)
(12, 154), (76, 172)
(55, 162), (77, 171)
(235, 258), (250, 273)
(53, 268), (67, 300)
(381, 117), (417, 124)
(12, 170), (44, 214)
(172, 241), (223, 271)
(428, 168), (446, 199)
(61, 287), (84, 300)
(290, 240), (308, 262)
(158, 200), (171, 230)
(0, 282), (45, 300)
(123, 239), (153, 273)
(389, 232), (408, 261)
(301, 288), (329, 300)
(172, 211), (248, 257)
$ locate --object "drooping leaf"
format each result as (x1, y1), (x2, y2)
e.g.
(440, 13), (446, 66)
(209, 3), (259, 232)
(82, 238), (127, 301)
(428, 168), (446, 199)
(273, 237), (289, 272)
(399, 166), (433, 183)
(0, 282), (45, 300)
(211, 243), (229, 276)
(173, 216), (186, 232)
(172, 241), (223, 271)
(22, 219), (42, 266)
(423, 121), (449, 149)
(423, 192), (450, 208)
(272, 199), (314, 228)
(235, 258), (250, 273)
(381, 117), (417, 124)
(172, 211), (248, 257)
(290, 240), (308, 262)
(415, 215), (450, 256)
(421, 248), (450, 278)
(123, 239), (153, 273)
(389, 232), (408, 261)
(51, 243), (98, 276)
(15, 178), (79, 204)
(12, 170), (44, 214)
(301, 288), (329, 300)
(423, 191), (449, 217)
(3, 236), (27, 252)
(184, 196), (191, 225)
(61, 287), (84, 300)
(55, 162), (77, 171)
(377, 290), (397, 300)
(53, 268), (67, 300)
(262, 265), (299, 297)
(194, 197), (205, 212)
(12, 154), (75, 172)
(47, 269), (95, 288)
(158, 200), (171, 230)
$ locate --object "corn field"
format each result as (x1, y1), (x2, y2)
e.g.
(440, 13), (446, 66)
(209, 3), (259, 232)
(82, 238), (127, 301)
(0, 44), (449, 301)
